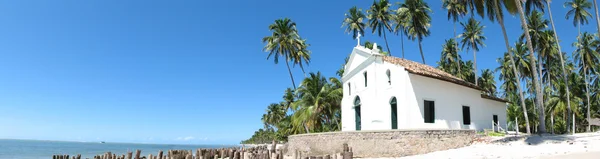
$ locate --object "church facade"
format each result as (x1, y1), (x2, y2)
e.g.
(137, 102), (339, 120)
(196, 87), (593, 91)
(340, 43), (507, 131)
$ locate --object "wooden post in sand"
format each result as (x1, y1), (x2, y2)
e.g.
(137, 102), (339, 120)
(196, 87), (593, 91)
(134, 150), (141, 159)
(158, 150), (163, 159)
(126, 151), (132, 159)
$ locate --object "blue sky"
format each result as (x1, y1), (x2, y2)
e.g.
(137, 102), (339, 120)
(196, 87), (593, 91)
(0, 0), (595, 144)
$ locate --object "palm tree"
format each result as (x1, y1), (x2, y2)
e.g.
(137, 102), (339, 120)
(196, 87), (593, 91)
(262, 18), (311, 90)
(565, 0), (592, 35)
(521, 10), (550, 115)
(544, 0), (575, 134)
(439, 39), (462, 77)
(442, 0), (468, 75)
(573, 32), (599, 132)
(489, 0), (531, 133)
(459, 17), (486, 86)
(398, 0), (432, 64)
(393, 3), (408, 58)
(478, 69), (497, 96)
(342, 6), (367, 40)
(514, 0), (547, 134)
(367, 0), (393, 55)
(262, 103), (286, 129)
(566, 0), (593, 132)
(292, 72), (343, 133)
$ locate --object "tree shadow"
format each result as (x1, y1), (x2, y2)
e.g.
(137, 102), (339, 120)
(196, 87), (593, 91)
(523, 135), (574, 145)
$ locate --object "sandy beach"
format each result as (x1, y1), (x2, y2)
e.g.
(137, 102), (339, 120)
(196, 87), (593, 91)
(392, 132), (600, 159)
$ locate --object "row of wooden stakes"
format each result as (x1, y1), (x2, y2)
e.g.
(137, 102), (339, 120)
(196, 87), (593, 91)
(52, 144), (354, 159)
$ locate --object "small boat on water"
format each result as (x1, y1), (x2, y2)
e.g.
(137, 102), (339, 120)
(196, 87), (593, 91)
(100, 141), (106, 144)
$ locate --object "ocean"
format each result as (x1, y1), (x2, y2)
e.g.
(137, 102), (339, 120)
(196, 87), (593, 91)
(0, 139), (233, 159)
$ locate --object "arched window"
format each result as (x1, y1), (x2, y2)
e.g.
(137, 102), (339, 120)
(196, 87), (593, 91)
(390, 97), (398, 129)
(354, 96), (361, 131)
(386, 69), (391, 85)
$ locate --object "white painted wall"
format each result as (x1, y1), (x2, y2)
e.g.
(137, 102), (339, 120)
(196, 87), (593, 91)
(341, 46), (507, 132)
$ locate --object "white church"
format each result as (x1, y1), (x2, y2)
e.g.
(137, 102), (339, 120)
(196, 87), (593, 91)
(341, 41), (507, 132)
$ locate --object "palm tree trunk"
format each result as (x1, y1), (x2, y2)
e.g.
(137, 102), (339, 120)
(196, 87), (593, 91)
(515, 0), (546, 134)
(401, 30), (406, 58)
(493, 0), (531, 133)
(455, 22), (461, 75)
(383, 29), (392, 55)
(584, 60), (592, 132)
(538, 54), (544, 112)
(285, 59), (297, 90)
(473, 48), (478, 86)
(418, 39), (426, 64)
(594, 0), (600, 35)
(546, 0), (573, 134)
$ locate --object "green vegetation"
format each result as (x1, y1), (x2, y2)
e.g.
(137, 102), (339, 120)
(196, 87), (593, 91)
(245, 0), (600, 144)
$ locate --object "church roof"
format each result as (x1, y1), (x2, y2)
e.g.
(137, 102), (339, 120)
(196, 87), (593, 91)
(382, 56), (481, 91)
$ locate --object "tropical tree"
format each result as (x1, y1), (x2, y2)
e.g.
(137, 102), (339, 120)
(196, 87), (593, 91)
(478, 69), (497, 96)
(367, 0), (393, 54)
(565, 0), (592, 35)
(442, 0), (468, 75)
(438, 39), (462, 77)
(343, 6), (367, 40)
(488, 0), (531, 134)
(262, 18), (311, 90)
(393, 3), (408, 58)
(292, 72), (343, 133)
(566, 0), (593, 132)
(521, 10), (550, 113)
(514, 0), (547, 134)
(544, 0), (575, 134)
(573, 32), (599, 132)
(398, 0), (432, 64)
(262, 103), (287, 129)
(459, 17), (486, 86)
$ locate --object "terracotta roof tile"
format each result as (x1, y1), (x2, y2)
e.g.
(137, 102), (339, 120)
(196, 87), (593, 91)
(382, 56), (481, 91)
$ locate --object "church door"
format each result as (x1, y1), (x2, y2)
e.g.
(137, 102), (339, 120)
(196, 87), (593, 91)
(354, 96), (361, 131)
(390, 97), (398, 129)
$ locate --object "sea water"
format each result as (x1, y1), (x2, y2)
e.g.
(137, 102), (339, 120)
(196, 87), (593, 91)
(0, 139), (232, 159)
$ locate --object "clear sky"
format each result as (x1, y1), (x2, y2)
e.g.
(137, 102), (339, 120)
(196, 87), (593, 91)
(0, 0), (595, 145)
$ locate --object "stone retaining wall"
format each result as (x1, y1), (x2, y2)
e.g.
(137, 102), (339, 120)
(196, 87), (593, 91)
(286, 129), (476, 158)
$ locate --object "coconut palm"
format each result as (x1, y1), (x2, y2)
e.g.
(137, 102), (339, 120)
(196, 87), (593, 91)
(489, 0), (531, 133)
(393, 3), (408, 58)
(459, 17), (486, 86)
(514, 0), (547, 134)
(262, 103), (287, 129)
(262, 18), (311, 90)
(525, 0), (546, 14)
(565, 0), (592, 35)
(543, 0), (575, 134)
(478, 69), (497, 96)
(442, 0), (468, 75)
(573, 32), (599, 132)
(566, 0), (593, 132)
(398, 0), (432, 64)
(439, 39), (462, 77)
(342, 6), (367, 40)
(521, 10), (550, 114)
(367, 0), (393, 55)
(292, 72), (343, 133)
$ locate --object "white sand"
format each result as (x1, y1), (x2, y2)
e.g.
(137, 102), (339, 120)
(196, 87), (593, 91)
(391, 132), (600, 159)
